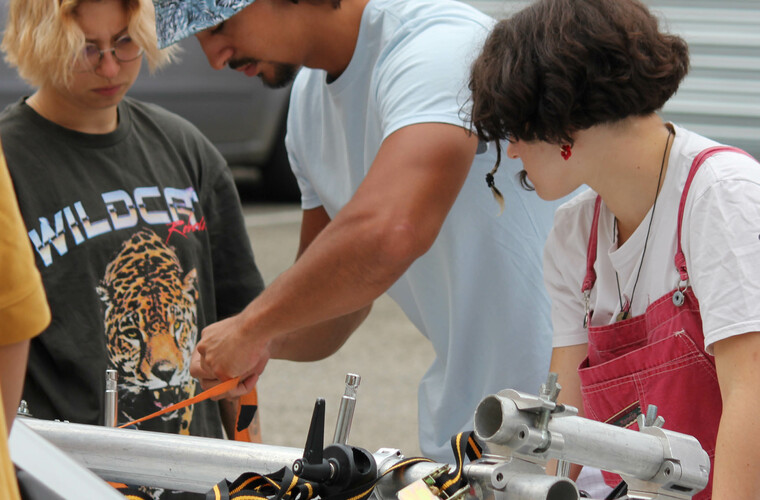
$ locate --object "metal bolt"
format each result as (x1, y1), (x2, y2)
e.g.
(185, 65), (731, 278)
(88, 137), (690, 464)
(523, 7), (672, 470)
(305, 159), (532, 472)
(17, 400), (31, 416)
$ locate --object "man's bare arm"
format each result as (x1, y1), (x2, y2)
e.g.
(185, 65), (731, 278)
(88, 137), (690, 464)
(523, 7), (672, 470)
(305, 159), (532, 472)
(192, 123), (477, 392)
(270, 206), (372, 361)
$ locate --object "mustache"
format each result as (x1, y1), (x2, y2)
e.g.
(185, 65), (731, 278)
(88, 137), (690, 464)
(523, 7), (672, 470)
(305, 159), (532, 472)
(229, 57), (259, 70)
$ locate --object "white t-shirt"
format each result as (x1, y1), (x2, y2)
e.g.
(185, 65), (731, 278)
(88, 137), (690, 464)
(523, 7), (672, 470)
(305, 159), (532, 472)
(545, 124), (760, 353)
(287, 0), (569, 461)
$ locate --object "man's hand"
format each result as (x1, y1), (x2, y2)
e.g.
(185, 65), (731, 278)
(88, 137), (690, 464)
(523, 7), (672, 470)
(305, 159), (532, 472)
(191, 313), (270, 399)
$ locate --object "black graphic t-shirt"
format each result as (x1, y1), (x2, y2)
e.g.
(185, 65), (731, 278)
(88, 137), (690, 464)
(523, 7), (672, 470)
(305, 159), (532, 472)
(0, 98), (265, 497)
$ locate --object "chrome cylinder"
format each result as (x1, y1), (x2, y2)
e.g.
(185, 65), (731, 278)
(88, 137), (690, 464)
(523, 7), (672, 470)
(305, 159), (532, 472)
(104, 369), (118, 427)
(555, 460), (571, 478)
(333, 373), (360, 445)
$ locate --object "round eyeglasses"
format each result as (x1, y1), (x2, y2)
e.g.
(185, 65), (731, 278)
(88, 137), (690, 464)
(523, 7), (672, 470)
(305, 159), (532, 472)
(75, 35), (144, 71)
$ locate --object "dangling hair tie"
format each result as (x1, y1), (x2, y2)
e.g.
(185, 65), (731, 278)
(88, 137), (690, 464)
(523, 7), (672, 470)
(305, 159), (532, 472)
(485, 171), (505, 215)
(485, 145), (506, 215)
(485, 172), (495, 188)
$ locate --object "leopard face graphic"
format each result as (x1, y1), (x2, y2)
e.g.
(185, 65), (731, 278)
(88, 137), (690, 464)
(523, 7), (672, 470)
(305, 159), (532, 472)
(97, 229), (198, 434)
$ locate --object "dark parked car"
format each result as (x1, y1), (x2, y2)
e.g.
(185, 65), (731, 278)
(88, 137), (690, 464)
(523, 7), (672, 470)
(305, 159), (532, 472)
(0, 2), (298, 201)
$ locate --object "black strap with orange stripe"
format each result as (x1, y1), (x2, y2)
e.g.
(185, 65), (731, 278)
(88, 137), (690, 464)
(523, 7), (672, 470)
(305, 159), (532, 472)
(205, 431), (482, 500)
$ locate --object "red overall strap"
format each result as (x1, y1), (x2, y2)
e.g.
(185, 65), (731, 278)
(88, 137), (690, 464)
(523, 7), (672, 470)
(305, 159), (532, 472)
(674, 146), (754, 281)
(581, 195), (603, 293)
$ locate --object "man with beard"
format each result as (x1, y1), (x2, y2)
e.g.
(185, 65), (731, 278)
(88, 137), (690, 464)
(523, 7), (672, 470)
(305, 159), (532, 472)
(154, 0), (571, 462)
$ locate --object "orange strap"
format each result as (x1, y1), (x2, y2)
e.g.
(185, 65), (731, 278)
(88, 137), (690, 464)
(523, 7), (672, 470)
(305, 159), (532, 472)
(118, 377), (241, 429)
(234, 389), (259, 442)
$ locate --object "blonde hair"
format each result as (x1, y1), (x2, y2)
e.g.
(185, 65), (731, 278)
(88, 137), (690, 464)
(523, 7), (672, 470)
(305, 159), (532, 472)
(2, 0), (178, 88)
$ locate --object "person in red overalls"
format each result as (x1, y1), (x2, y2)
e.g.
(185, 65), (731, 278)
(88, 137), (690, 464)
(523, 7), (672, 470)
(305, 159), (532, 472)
(468, 0), (760, 498)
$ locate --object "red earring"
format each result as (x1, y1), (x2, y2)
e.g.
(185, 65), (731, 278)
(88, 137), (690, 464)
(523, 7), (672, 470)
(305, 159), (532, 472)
(560, 144), (572, 160)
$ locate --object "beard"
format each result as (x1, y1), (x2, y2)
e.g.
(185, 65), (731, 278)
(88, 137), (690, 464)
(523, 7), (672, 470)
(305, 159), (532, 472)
(264, 63), (299, 89)
(229, 58), (299, 89)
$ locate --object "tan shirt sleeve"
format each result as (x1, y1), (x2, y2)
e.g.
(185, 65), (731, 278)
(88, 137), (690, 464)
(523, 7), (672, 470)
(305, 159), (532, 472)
(0, 140), (51, 345)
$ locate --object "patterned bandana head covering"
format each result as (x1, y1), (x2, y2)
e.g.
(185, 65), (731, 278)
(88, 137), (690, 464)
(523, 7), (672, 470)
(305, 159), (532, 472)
(153, 0), (256, 49)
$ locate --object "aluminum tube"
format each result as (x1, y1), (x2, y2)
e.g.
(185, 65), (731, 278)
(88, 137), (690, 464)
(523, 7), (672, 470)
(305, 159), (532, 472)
(474, 395), (664, 480)
(465, 462), (578, 500)
(21, 418), (440, 498)
(22, 418), (303, 493)
(104, 369), (118, 427)
(10, 420), (125, 499)
(498, 472), (577, 500)
(333, 373), (360, 445)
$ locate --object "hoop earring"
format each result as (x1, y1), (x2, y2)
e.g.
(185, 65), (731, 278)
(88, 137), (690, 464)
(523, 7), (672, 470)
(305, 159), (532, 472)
(560, 144), (572, 160)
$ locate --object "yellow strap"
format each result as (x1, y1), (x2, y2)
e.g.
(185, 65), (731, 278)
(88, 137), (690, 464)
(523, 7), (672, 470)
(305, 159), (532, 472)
(439, 433), (465, 491)
(231, 474), (262, 494)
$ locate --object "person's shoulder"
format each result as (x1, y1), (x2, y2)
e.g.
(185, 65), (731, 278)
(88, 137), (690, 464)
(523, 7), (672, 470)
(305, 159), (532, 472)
(672, 124), (760, 187)
(122, 97), (218, 154)
(371, 0), (493, 28)
(555, 188), (597, 221)
(671, 125), (721, 161)
(291, 67), (320, 94)
(0, 98), (30, 131)
(122, 97), (198, 132)
(289, 68), (326, 115)
(544, 189), (597, 261)
(0, 99), (44, 159)
(375, 0), (494, 52)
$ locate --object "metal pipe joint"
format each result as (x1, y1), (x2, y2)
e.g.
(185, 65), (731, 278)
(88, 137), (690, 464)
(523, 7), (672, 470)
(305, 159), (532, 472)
(473, 389), (709, 499)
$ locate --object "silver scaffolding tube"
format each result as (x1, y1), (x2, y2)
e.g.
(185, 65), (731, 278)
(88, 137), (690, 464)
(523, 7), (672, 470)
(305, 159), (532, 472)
(19, 417), (304, 493)
(18, 417), (576, 500)
(14, 378), (710, 500)
(19, 417), (458, 496)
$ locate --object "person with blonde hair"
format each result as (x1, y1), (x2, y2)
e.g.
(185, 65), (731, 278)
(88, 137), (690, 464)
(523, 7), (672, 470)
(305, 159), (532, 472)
(3, 0), (171, 90)
(1, 1), (265, 497)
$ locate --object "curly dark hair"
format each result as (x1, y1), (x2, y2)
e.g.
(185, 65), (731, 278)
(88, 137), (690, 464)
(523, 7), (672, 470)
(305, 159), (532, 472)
(468, 0), (689, 186)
